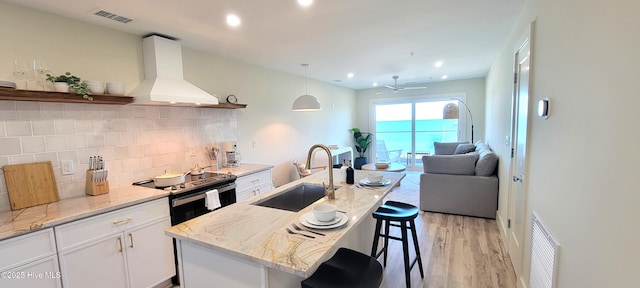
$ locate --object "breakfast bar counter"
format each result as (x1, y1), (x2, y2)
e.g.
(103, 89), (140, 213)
(165, 169), (405, 288)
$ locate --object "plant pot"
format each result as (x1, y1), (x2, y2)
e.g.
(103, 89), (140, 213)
(354, 157), (368, 170)
(53, 82), (69, 92)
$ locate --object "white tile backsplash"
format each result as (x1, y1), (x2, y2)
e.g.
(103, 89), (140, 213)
(32, 120), (55, 136)
(5, 120), (32, 136)
(0, 101), (237, 211)
(0, 138), (21, 155)
(21, 136), (46, 153)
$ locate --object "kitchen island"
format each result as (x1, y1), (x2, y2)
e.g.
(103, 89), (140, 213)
(165, 169), (405, 288)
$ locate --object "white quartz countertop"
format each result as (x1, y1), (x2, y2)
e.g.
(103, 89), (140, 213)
(0, 185), (169, 241)
(209, 163), (273, 177)
(165, 169), (405, 278)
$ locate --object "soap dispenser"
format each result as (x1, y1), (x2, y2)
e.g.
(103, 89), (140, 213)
(340, 159), (348, 183)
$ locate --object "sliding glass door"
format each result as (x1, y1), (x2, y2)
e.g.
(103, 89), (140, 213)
(372, 95), (464, 169)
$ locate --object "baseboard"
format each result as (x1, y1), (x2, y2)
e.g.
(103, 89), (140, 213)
(496, 211), (508, 239)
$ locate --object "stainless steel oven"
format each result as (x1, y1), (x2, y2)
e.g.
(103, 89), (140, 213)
(169, 181), (236, 225)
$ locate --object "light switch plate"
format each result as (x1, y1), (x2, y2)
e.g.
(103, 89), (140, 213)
(61, 160), (74, 175)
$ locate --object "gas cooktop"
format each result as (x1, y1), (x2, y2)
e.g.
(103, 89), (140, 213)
(132, 172), (236, 195)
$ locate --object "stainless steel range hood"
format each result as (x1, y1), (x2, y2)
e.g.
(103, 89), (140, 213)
(131, 35), (219, 106)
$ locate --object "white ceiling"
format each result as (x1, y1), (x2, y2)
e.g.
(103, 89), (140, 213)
(6, 0), (525, 90)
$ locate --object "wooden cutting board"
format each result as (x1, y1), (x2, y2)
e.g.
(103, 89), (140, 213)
(3, 161), (59, 210)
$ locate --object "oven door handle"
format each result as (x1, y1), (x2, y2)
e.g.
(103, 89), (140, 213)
(171, 183), (236, 208)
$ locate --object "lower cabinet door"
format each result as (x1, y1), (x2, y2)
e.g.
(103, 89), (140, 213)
(126, 217), (176, 288)
(58, 235), (128, 288)
(0, 255), (62, 288)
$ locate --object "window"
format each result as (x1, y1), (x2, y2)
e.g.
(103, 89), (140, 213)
(371, 94), (466, 169)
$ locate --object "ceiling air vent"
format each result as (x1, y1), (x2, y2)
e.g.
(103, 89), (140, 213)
(93, 10), (133, 24)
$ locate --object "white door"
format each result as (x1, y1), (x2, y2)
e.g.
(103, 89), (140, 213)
(58, 235), (128, 288)
(507, 24), (532, 284)
(126, 217), (176, 288)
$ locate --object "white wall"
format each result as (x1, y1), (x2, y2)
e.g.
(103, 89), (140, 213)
(486, 0), (640, 287)
(182, 49), (355, 186)
(355, 78), (486, 157)
(0, 1), (356, 201)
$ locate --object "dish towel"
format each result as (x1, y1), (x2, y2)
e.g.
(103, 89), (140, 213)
(205, 189), (221, 210)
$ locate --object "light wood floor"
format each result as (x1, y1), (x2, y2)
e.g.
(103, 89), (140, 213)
(379, 170), (517, 288)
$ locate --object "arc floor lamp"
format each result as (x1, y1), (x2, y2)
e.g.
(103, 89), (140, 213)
(443, 98), (475, 143)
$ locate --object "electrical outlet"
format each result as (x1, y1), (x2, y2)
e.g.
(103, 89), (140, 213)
(61, 160), (74, 175)
(252, 140), (257, 148)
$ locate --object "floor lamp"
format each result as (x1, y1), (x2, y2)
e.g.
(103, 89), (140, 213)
(443, 98), (474, 143)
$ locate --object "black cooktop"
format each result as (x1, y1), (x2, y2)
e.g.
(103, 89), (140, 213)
(132, 172), (236, 195)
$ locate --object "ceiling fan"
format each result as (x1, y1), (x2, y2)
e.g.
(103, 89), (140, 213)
(376, 75), (427, 94)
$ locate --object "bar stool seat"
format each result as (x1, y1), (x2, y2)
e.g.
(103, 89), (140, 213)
(371, 200), (424, 288)
(301, 247), (383, 288)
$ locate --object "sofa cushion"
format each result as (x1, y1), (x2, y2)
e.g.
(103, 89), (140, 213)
(422, 153), (479, 175)
(453, 143), (476, 154)
(475, 150), (499, 176)
(434, 141), (469, 155)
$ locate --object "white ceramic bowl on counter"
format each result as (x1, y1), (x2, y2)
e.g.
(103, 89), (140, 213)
(313, 204), (337, 222)
(367, 173), (384, 184)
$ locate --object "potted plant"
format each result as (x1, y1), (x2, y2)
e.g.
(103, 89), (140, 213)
(46, 72), (93, 100)
(350, 128), (372, 169)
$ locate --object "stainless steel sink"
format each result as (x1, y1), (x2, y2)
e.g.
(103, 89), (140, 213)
(252, 183), (327, 212)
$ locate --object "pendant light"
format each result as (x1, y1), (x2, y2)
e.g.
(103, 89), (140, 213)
(292, 64), (322, 111)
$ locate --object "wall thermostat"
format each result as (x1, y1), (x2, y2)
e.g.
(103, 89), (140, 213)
(226, 94), (237, 104)
(538, 98), (549, 119)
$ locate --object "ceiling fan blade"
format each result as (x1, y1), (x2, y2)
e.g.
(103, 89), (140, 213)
(384, 85), (396, 89)
(402, 86), (427, 90)
(375, 90), (387, 95)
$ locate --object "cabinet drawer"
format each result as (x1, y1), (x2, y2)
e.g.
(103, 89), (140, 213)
(235, 170), (272, 191)
(55, 198), (169, 251)
(0, 228), (56, 271)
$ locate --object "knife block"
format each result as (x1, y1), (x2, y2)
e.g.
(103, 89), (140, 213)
(85, 170), (109, 196)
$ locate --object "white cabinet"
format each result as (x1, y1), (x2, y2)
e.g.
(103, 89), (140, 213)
(236, 169), (273, 202)
(55, 198), (175, 288)
(0, 228), (61, 288)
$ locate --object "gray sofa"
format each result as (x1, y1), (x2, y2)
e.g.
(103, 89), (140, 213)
(419, 141), (499, 219)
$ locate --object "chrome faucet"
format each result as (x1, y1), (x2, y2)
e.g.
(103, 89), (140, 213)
(305, 144), (335, 199)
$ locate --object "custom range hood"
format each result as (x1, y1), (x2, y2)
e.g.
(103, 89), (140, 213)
(131, 35), (219, 106)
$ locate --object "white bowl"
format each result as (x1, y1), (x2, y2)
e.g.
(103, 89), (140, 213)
(87, 84), (104, 94)
(367, 173), (384, 184)
(313, 204), (337, 222)
(106, 82), (125, 95)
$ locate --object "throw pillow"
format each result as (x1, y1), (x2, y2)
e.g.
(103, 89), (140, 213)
(422, 153), (479, 175)
(434, 141), (469, 155)
(475, 151), (499, 176)
(454, 143), (476, 154)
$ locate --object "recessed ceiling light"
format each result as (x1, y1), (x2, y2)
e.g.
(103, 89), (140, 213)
(347, 73), (354, 78)
(226, 14), (241, 27)
(298, 0), (313, 7)
(373, 82), (378, 87)
(435, 61), (443, 68)
(441, 75), (448, 79)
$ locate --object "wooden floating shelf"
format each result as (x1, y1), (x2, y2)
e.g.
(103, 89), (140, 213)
(0, 87), (134, 105)
(198, 103), (247, 109)
(0, 87), (247, 109)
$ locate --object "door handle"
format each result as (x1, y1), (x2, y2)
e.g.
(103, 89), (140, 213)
(117, 236), (123, 252)
(128, 233), (134, 248)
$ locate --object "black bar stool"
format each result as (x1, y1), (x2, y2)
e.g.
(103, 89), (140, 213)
(371, 200), (424, 288)
(301, 247), (383, 288)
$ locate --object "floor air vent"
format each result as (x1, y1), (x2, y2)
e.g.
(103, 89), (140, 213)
(93, 10), (133, 24)
(529, 212), (560, 288)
